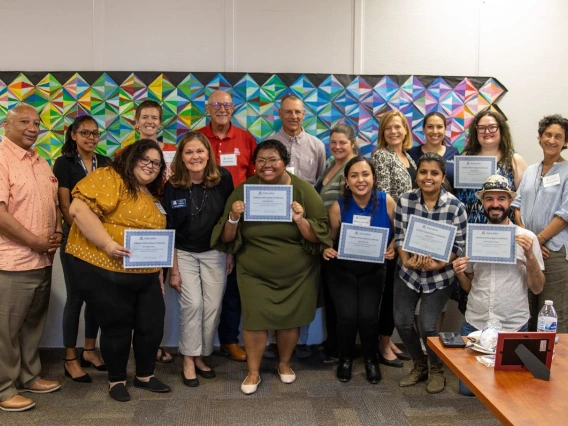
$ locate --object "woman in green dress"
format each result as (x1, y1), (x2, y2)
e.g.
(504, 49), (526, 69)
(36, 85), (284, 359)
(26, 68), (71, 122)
(212, 140), (331, 395)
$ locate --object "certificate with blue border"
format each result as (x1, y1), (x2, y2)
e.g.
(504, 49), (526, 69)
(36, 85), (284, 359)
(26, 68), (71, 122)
(454, 156), (497, 189)
(337, 223), (389, 264)
(466, 224), (516, 264)
(123, 229), (175, 268)
(244, 184), (292, 222)
(402, 216), (456, 263)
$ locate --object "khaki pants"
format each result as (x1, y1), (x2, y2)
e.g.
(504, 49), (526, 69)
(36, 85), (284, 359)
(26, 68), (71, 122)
(0, 267), (51, 402)
(177, 250), (227, 357)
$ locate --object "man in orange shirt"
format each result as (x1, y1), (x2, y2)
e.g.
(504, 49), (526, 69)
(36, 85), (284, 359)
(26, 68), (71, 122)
(0, 104), (63, 412)
(197, 90), (257, 361)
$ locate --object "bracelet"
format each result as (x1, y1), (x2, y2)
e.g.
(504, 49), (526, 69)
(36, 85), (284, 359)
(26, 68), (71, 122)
(54, 231), (64, 236)
(170, 273), (180, 277)
(228, 213), (240, 224)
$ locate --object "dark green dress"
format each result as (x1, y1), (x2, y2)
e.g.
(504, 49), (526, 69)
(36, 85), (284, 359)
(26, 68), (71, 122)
(211, 173), (332, 330)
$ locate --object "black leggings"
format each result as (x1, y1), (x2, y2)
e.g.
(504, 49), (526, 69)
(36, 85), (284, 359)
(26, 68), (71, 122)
(326, 258), (385, 359)
(378, 259), (396, 336)
(61, 231), (99, 347)
(72, 257), (165, 382)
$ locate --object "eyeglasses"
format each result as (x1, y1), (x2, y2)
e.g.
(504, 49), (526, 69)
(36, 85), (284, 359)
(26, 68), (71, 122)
(255, 157), (281, 166)
(476, 124), (499, 134)
(139, 156), (162, 170)
(209, 102), (235, 110)
(76, 130), (102, 138)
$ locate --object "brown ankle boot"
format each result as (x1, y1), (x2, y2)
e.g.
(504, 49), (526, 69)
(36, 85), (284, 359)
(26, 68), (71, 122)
(426, 364), (446, 394)
(399, 356), (428, 387)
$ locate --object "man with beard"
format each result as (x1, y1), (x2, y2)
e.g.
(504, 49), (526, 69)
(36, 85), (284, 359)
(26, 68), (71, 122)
(452, 175), (545, 395)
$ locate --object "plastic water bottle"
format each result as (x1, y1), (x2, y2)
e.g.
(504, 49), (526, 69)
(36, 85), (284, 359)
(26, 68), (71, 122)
(537, 300), (558, 332)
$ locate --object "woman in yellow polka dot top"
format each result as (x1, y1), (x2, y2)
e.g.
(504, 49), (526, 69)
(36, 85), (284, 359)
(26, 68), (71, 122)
(66, 139), (171, 402)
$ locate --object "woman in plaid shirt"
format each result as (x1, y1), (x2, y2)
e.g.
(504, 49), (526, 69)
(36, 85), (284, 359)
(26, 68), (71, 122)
(393, 153), (467, 394)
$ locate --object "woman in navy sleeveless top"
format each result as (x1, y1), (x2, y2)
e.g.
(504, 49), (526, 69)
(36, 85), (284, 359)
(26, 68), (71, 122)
(323, 157), (396, 384)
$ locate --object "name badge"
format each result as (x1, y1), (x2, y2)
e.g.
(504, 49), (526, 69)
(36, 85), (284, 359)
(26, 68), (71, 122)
(155, 202), (167, 215)
(171, 199), (187, 209)
(352, 215), (371, 227)
(543, 173), (561, 188)
(286, 166), (295, 175)
(220, 154), (237, 166)
(162, 151), (175, 164)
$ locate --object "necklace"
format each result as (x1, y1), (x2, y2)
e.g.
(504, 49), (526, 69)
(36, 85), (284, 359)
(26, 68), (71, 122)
(188, 186), (207, 215)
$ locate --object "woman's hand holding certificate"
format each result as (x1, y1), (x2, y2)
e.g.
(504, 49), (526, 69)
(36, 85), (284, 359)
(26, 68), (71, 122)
(402, 216), (456, 263)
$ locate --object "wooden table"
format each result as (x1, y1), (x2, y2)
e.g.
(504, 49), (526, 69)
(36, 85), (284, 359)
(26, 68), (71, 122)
(428, 334), (568, 426)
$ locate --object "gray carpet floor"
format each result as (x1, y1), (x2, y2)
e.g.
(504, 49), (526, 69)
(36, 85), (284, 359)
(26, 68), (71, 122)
(1, 348), (499, 426)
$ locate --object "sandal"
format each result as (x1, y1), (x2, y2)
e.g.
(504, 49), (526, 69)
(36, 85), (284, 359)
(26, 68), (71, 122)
(156, 347), (174, 363)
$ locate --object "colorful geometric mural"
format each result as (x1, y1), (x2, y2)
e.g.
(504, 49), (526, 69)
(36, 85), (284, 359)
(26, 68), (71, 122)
(0, 72), (506, 164)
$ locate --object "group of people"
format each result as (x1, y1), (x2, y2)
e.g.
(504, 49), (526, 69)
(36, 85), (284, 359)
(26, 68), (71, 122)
(1, 89), (567, 410)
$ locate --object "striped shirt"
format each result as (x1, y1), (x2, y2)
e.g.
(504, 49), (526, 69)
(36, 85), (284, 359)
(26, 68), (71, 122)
(395, 188), (467, 293)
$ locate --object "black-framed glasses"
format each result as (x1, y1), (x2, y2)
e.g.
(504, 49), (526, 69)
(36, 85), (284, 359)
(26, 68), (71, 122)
(255, 157), (281, 166)
(139, 156), (162, 169)
(476, 124), (499, 134)
(75, 130), (102, 138)
(209, 102), (235, 110)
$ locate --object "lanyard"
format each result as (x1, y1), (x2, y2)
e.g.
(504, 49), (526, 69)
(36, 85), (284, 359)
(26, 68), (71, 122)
(78, 153), (98, 175)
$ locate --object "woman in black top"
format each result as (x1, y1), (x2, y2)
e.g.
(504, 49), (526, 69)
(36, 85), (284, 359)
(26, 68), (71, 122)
(53, 115), (111, 382)
(162, 132), (234, 387)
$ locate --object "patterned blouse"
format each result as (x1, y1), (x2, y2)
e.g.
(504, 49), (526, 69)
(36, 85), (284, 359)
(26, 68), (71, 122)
(371, 146), (417, 202)
(66, 167), (166, 273)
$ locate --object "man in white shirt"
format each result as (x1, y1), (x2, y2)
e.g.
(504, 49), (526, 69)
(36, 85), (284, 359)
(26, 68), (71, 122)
(453, 175), (545, 395)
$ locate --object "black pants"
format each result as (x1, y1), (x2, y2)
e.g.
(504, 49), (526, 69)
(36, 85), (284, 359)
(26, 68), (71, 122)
(378, 258), (396, 336)
(327, 258), (385, 359)
(60, 228), (99, 348)
(217, 268), (241, 344)
(73, 257), (165, 382)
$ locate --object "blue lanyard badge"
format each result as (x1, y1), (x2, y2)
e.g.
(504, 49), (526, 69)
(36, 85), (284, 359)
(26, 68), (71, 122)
(78, 154), (98, 175)
(171, 199), (187, 209)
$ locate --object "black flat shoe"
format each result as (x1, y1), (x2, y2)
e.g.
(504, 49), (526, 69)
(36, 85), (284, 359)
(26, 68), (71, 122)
(364, 358), (382, 384)
(109, 383), (130, 402)
(336, 357), (353, 382)
(195, 366), (216, 379)
(378, 353), (403, 368)
(395, 351), (411, 361)
(64, 358), (92, 383)
(81, 348), (107, 371)
(181, 370), (199, 387)
(134, 376), (171, 393)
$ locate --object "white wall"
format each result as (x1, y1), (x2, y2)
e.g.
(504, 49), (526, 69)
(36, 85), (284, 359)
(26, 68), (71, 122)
(2, 0), (567, 346)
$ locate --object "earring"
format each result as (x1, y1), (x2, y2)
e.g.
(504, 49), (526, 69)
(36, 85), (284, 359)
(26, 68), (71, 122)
(136, 126), (140, 130)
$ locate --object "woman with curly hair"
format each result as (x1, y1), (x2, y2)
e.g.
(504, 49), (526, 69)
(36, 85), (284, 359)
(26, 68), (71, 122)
(66, 139), (171, 402)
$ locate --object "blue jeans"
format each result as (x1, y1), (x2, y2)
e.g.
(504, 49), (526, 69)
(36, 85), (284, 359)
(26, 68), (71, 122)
(458, 321), (528, 396)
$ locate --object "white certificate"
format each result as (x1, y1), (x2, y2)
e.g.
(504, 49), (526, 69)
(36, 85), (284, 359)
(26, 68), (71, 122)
(454, 156), (497, 189)
(244, 184), (292, 222)
(402, 216), (457, 263)
(337, 223), (389, 263)
(123, 229), (175, 268)
(466, 224), (516, 264)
